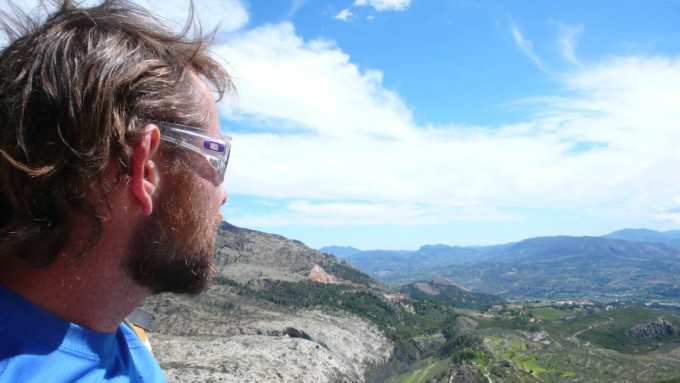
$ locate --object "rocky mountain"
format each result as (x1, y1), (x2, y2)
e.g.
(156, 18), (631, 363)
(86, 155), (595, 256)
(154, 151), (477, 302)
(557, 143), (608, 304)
(141, 223), (549, 382)
(141, 223), (680, 382)
(142, 222), (393, 382)
(630, 318), (678, 339)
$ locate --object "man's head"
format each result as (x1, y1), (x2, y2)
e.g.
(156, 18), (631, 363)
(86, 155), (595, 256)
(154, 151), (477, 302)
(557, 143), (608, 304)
(0, 0), (232, 293)
(127, 75), (229, 295)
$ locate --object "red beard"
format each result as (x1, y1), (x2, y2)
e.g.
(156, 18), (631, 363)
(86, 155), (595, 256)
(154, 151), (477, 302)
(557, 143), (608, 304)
(126, 162), (220, 295)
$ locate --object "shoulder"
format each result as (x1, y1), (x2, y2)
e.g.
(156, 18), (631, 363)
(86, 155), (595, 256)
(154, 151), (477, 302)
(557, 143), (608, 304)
(0, 321), (167, 382)
(118, 322), (167, 382)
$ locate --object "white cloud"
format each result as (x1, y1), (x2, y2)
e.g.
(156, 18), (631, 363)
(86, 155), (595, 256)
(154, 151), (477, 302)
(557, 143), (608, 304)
(511, 24), (546, 72)
(215, 20), (680, 228)
(0, 0), (249, 46)
(652, 196), (680, 223)
(231, 201), (521, 228)
(288, 0), (308, 18)
(353, 0), (411, 12)
(334, 9), (354, 21)
(137, 0), (249, 34)
(6, 1), (680, 232)
(216, 23), (415, 142)
(557, 23), (584, 67)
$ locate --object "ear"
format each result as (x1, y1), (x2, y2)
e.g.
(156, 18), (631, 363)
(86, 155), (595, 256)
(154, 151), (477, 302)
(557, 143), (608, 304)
(129, 124), (161, 216)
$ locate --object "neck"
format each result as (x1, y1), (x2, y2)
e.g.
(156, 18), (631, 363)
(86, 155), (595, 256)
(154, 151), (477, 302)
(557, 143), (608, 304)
(0, 219), (151, 333)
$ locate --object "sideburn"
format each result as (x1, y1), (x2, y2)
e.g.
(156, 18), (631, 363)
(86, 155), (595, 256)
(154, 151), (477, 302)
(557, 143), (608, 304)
(126, 162), (218, 295)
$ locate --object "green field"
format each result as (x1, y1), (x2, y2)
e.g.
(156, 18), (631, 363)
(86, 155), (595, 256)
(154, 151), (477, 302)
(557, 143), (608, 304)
(386, 358), (450, 383)
(529, 307), (570, 321)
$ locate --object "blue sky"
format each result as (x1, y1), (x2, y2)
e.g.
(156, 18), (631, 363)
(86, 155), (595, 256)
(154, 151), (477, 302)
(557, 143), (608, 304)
(5, 0), (680, 250)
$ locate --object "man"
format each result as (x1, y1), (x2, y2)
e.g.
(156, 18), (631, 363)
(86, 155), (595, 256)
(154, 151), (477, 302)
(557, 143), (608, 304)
(0, 0), (232, 381)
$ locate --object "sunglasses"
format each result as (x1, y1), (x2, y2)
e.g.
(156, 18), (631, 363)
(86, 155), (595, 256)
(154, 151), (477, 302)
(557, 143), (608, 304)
(152, 121), (232, 182)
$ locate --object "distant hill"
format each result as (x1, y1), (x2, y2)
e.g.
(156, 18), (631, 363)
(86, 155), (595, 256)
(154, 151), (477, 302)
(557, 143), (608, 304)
(400, 277), (504, 308)
(341, 233), (680, 301)
(603, 228), (680, 247)
(319, 245), (362, 258)
(342, 245), (500, 279)
(446, 236), (680, 300)
(143, 223), (680, 382)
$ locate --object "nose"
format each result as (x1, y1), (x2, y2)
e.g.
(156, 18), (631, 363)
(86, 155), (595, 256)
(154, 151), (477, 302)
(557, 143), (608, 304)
(220, 186), (228, 206)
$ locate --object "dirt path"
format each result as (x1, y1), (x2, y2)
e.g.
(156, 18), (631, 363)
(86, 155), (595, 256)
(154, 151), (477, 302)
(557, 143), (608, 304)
(567, 316), (614, 346)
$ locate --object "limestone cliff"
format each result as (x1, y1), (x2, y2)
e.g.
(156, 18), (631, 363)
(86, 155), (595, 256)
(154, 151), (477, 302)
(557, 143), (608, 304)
(142, 222), (393, 382)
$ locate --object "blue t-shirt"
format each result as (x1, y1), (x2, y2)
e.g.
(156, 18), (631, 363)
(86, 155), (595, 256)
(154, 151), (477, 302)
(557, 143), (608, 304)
(0, 284), (166, 382)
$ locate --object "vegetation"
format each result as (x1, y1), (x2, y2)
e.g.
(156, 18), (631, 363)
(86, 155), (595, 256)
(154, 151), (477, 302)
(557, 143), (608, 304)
(155, 224), (680, 382)
(351, 235), (680, 302)
(575, 306), (680, 353)
(250, 279), (680, 382)
(214, 275), (498, 379)
(400, 281), (503, 308)
(529, 307), (570, 321)
(322, 261), (376, 286)
(383, 358), (450, 383)
(161, 279), (680, 383)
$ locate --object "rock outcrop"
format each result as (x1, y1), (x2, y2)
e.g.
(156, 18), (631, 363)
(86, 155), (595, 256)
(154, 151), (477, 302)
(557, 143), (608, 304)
(153, 310), (392, 383)
(307, 264), (358, 286)
(630, 318), (678, 338)
(143, 223), (394, 382)
(433, 276), (471, 292)
(447, 363), (487, 383)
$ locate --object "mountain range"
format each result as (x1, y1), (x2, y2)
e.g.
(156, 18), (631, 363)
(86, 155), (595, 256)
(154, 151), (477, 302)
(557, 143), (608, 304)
(142, 224), (680, 382)
(322, 229), (680, 301)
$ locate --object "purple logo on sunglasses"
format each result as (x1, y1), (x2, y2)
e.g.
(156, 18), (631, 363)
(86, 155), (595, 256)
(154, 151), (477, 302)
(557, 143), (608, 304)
(204, 140), (226, 153)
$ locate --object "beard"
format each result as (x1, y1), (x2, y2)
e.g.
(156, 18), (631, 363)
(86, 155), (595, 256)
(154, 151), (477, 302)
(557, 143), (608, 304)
(126, 163), (221, 295)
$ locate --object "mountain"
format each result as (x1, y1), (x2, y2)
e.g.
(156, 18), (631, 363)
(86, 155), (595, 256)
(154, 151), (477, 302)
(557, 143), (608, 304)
(400, 277), (504, 308)
(142, 223), (680, 382)
(603, 228), (680, 247)
(342, 245), (501, 282)
(143, 223), (507, 382)
(442, 236), (680, 300)
(143, 223), (392, 382)
(343, 234), (680, 301)
(319, 245), (363, 258)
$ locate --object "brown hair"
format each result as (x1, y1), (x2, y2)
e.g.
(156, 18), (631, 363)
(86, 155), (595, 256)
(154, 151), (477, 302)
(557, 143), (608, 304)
(0, 0), (233, 265)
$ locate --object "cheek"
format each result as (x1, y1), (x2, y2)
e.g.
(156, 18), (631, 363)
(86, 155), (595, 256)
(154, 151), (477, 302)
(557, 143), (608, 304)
(179, 174), (222, 228)
(201, 179), (226, 214)
(160, 158), (223, 230)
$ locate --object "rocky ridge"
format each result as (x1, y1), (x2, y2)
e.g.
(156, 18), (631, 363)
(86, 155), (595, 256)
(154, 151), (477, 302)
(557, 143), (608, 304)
(156, 310), (391, 382)
(630, 318), (678, 338)
(308, 264), (358, 286)
(143, 223), (393, 382)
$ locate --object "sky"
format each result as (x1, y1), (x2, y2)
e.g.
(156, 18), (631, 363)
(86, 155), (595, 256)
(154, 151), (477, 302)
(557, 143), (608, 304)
(4, 1), (680, 250)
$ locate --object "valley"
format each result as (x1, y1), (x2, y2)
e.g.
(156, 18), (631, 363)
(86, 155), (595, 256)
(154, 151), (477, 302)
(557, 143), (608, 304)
(331, 230), (680, 303)
(142, 224), (680, 382)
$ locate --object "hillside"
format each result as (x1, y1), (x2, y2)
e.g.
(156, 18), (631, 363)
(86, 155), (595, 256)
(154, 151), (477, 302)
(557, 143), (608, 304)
(142, 223), (393, 382)
(445, 236), (680, 300)
(141, 224), (680, 382)
(143, 223), (517, 382)
(603, 229), (680, 247)
(400, 277), (504, 308)
(336, 234), (680, 301)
